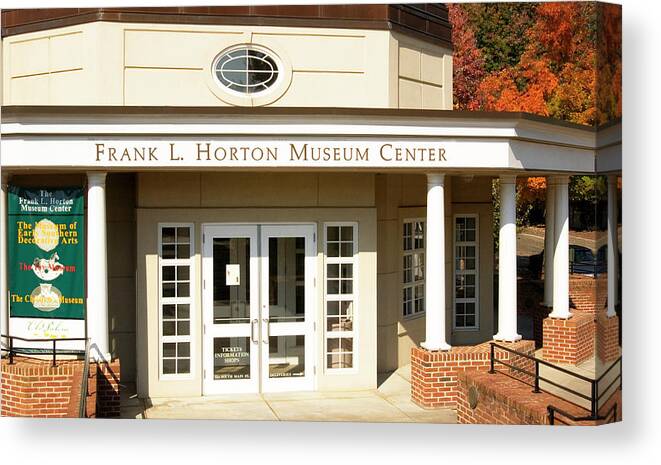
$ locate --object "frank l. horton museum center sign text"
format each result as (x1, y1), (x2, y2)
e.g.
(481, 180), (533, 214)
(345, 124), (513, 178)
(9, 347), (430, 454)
(0, 138), (525, 170)
(93, 141), (448, 165)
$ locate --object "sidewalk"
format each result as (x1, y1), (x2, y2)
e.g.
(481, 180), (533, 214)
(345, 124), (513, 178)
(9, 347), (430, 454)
(120, 365), (457, 423)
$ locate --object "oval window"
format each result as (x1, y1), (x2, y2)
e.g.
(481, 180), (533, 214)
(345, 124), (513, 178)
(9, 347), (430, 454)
(214, 47), (280, 95)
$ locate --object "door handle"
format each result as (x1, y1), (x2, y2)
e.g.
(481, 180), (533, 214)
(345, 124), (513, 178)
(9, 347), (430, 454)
(263, 318), (270, 344)
(251, 319), (258, 345)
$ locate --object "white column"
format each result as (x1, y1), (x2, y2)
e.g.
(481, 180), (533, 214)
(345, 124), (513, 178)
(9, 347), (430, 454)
(543, 177), (555, 307)
(421, 173), (451, 351)
(87, 172), (110, 359)
(494, 175), (521, 341)
(607, 175), (619, 318)
(549, 175), (571, 319)
(1, 173), (8, 344)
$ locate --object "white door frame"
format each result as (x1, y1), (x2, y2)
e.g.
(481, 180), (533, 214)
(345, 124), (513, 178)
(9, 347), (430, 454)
(202, 223), (317, 395)
(202, 224), (260, 395)
(260, 224), (316, 393)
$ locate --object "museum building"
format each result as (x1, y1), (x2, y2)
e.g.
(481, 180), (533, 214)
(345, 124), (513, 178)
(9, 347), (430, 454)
(0, 5), (621, 416)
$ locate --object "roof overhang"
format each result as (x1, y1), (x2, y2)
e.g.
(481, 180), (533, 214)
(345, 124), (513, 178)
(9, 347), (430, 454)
(0, 5), (453, 49)
(0, 106), (621, 175)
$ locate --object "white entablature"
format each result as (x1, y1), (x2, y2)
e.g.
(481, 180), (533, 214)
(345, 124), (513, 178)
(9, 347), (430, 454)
(0, 107), (620, 174)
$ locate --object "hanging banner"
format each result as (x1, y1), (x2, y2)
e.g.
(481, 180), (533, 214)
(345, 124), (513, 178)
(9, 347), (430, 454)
(7, 186), (85, 347)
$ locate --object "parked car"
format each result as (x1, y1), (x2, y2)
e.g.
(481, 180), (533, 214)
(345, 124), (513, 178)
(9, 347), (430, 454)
(569, 244), (607, 276)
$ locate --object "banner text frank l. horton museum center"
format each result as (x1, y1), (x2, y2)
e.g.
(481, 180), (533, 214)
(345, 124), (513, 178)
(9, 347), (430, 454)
(0, 4), (622, 424)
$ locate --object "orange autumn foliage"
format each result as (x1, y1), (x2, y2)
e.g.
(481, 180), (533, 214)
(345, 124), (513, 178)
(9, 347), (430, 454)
(467, 2), (620, 127)
(517, 176), (547, 203)
(477, 54), (559, 115)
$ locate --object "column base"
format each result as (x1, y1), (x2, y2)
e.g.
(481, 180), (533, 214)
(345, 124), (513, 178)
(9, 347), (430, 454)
(421, 340), (452, 352)
(493, 333), (522, 342)
(547, 311), (573, 320)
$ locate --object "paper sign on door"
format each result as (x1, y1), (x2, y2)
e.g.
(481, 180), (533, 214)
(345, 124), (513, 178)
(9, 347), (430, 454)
(226, 264), (240, 286)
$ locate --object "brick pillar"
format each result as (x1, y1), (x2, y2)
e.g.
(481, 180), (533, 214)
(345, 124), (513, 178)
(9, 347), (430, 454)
(95, 359), (121, 418)
(410, 340), (535, 409)
(542, 313), (594, 364)
(1, 357), (82, 418)
(597, 314), (620, 363)
(569, 274), (607, 316)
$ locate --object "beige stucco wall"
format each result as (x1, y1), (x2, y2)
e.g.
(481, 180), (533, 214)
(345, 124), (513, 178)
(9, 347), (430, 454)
(106, 174), (137, 383)
(2, 21), (451, 109)
(375, 174), (494, 373)
(135, 172), (377, 397)
(392, 32), (453, 109)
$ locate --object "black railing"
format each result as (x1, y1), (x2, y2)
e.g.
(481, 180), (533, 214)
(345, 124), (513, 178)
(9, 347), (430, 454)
(489, 342), (622, 422)
(548, 401), (618, 425)
(1, 334), (87, 367)
(78, 338), (92, 418)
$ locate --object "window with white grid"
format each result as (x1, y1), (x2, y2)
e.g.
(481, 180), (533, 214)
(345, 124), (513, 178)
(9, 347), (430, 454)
(324, 223), (357, 371)
(159, 224), (194, 377)
(454, 215), (479, 329)
(402, 219), (425, 318)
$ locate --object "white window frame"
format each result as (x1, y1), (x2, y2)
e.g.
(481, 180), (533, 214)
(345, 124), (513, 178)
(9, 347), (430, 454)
(158, 223), (195, 380)
(323, 222), (359, 374)
(212, 45), (282, 98)
(453, 214), (480, 331)
(402, 218), (426, 320)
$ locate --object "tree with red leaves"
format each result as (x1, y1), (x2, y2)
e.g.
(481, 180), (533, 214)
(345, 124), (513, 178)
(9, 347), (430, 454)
(448, 2), (621, 227)
(448, 4), (486, 110)
(450, 2), (621, 127)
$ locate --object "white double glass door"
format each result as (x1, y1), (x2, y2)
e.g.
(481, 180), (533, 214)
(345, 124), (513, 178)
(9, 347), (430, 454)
(202, 224), (315, 394)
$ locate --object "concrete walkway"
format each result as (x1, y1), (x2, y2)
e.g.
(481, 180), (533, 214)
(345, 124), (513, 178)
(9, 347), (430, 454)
(120, 365), (457, 423)
(536, 349), (622, 411)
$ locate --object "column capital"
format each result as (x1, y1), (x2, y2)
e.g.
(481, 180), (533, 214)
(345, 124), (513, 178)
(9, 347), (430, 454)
(1, 172), (10, 187)
(499, 174), (517, 184)
(426, 172), (445, 185)
(87, 171), (107, 186)
(607, 174), (619, 185)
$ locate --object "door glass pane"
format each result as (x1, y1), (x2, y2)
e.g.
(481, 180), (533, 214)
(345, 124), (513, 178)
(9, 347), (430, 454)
(268, 335), (305, 378)
(213, 238), (250, 324)
(268, 237), (305, 323)
(213, 337), (251, 380)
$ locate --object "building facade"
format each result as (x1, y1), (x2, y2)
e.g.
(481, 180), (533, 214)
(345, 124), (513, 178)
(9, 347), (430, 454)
(0, 5), (621, 417)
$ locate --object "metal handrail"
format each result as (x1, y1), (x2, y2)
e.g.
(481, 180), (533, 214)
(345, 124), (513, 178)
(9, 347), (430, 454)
(548, 402), (618, 425)
(1, 334), (87, 368)
(77, 339), (91, 418)
(489, 342), (622, 421)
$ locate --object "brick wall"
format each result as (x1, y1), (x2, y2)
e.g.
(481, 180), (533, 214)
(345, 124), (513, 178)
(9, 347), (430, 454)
(1, 357), (81, 418)
(1, 356), (121, 418)
(597, 314), (620, 363)
(410, 340), (535, 409)
(95, 360), (121, 418)
(569, 274), (607, 315)
(542, 313), (594, 365)
(533, 305), (552, 348)
(533, 274), (606, 346)
(457, 370), (621, 425)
